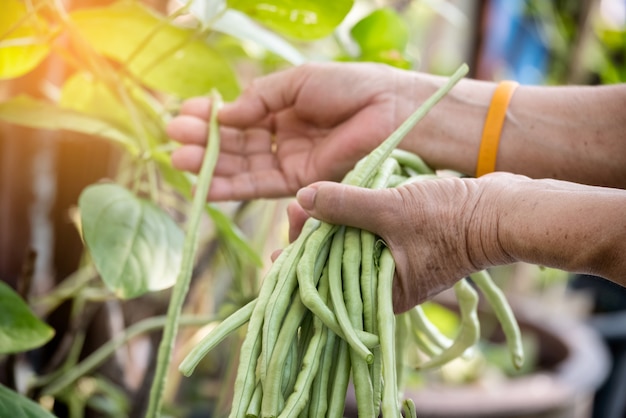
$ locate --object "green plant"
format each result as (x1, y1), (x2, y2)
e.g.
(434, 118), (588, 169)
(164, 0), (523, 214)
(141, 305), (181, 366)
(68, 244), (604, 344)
(0, 0), (425, 416)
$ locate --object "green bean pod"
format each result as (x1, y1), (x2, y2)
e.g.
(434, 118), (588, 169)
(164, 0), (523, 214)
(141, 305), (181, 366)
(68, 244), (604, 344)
(470, 270), (524, 369)
(418, 279), (480, 370)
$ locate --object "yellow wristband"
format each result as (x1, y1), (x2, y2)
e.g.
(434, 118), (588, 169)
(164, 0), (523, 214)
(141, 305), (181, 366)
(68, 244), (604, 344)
(475, 80), (519, 177)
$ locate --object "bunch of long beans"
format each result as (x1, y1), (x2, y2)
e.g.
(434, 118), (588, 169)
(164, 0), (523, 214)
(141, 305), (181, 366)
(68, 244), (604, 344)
(179, 63), (524, 418)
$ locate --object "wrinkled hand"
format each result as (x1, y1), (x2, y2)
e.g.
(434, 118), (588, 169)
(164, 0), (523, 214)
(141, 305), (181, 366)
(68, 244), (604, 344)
(167, 62), (420, 201)
(286, 173), (520, 313)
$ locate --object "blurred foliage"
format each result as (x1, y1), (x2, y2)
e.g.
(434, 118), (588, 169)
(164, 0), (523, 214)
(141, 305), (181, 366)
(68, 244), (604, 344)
(525, 0), (626, 84)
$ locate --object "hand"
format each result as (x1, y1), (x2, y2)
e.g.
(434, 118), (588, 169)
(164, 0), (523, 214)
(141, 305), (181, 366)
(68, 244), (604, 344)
(290, 173), (520, 312)
(167, 62), (423, 201)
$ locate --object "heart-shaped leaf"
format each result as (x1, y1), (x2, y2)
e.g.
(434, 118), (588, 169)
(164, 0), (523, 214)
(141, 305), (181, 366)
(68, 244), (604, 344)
(350, 8), (412, 68)
(0, 282), (54, 354)
(351, 8), (409, 52)
(212, 9), (306, 65)
(79, 183), (184, 299)
(227, 0), (354, 40)
(0, 383), (56, 417)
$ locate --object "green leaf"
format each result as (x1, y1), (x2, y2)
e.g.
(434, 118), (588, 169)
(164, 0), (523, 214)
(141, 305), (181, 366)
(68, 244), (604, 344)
(207, 204), (263, 268)
(350, 8), (412, 68)
(228, 0), (354, 40)
(0, 0), (51, 79)
(0, 383), (56, 417)
(212, 9), (306, 65)
(59, 72), (165, 149)
(152, 149), (194, 198)
(0, 96), (139, 154)
(59, 73), (135, 135)
(79, 183), (184, 299)
(0, 282), (54, 355)
(351, 8), (408, 52)
(70, 1), (240, 99)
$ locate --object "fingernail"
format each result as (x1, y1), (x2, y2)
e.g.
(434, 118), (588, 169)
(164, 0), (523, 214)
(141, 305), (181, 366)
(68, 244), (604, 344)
(296, 186), (316, 210)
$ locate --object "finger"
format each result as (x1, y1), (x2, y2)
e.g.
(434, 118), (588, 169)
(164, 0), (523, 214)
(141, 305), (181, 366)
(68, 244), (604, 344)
(207, 171), (292, 201)
(296, 182), (395, 235)
(179, 97), (212, 119)
(286, 200), (309, 243)
(171, 144), (205, 173)
(170, 146), (292, 200)
(219, 67), (306, 127)
(172, 142), (279, 176)
(270, 249), (282, 262)
(167, 115), (208, 145)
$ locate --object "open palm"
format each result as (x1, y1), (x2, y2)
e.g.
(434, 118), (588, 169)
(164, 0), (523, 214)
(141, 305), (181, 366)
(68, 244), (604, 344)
(168, 62), (418, 201)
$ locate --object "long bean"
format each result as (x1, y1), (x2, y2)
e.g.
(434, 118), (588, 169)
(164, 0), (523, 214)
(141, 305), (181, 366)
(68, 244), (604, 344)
(377, 247), (401, 417)
(360, 229), (383, 413)
(325, 338), (351, 418)
(245, 382), (262, 418)
(277, 279), (330, 418)
(419, 279), (480, 370)
(261, 220), (319, 382)
(145, 90), (223, 418)
(342, 227), (375, 417)
(261, 293), (308, 416)
(470, 270), (524, 369)
(297, 224), (379, 352)
(179, 299), (257, 376)
(228, 247), (292, 418)
(408, 305), (453, 352)
(177, 64), (529, 418)
(306, 322), (337, 417)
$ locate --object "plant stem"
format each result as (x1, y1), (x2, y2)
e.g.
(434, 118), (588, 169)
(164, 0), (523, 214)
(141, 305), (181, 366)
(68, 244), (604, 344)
(145, 90), (223, 418)
(37, 315), (214, 396)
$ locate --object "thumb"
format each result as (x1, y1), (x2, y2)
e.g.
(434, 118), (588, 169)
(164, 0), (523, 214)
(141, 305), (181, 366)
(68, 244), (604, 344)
(296, 182), (394, 234)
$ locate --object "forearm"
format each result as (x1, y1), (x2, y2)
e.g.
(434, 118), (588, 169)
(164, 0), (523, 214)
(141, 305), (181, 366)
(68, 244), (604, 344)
(491, 177), (626, 287)
(402, 73), (626, 188)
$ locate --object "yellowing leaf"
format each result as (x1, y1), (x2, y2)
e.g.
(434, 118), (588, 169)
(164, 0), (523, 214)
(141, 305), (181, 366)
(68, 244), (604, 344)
(60, 73), (134, 134)
(0, 0), (51, 79)
(70, 2), (239, 99)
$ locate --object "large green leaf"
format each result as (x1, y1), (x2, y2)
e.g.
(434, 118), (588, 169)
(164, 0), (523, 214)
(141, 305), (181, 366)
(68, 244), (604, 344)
(59, 73), (135, 135)
(70, 1), (239, 99)
(79, 183), (184, 299)
(59, 72), (164, 149)
(0, 282), (54, 355)
(350, 8), (411, 69)
(212, 9), (306, 65)
(0, 96), (139, 154)
(206, 204), (263, 268)
(351, 8), (408, 52)
(0, 0), (51, 79)
(0, 383), (56, 417)
(227, 0), (354, 40)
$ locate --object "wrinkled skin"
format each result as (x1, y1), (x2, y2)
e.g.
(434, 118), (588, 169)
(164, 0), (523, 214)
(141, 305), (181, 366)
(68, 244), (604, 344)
(284, 173), (519, 313)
